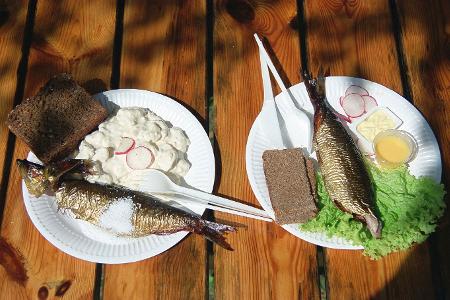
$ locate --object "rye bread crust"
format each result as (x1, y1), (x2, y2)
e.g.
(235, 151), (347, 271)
(7, 73), (108, 164)
(262, 148), (318, 225)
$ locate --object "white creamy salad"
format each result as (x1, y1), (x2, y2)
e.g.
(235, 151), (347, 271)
(75, 107), (191, 187)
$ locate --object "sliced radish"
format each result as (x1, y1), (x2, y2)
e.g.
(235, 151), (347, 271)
(335, 111), (352, 123)
(345, 85), (369, 96)
(126, 146), (154, 170)
(341, 93), (365, 118)
(339, 96), (344, 106)
(115, 137), (135, 155)
(362, 95), (378, 112)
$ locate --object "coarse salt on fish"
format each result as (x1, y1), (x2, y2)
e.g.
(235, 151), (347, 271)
(98, 197), (134, 235)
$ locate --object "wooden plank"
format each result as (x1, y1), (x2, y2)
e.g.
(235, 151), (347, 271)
(396, 0), (450, 298)
(213, 1), (320, 299)
(305, 0), (437, 299)
(0, 0), (116, 298)
(0, 0), (27, 190)
(0, 1), (30, 299)
(102, 1), (208, 299)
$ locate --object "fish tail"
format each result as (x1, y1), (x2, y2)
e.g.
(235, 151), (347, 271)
(193, 220), (236, 251)
(364, 213), (382, 238)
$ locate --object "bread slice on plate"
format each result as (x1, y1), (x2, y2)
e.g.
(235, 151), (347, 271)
(7, 73), (108, 164)
(262, 148), (318, 225)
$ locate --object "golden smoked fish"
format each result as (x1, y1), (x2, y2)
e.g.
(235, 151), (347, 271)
(302, 72), (381, 238)
(17, 159), (236, 250)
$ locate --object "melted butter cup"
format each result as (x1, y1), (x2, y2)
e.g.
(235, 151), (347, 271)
(373, 129), (418, 168)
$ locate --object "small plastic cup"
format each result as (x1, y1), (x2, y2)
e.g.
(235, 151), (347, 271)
(373, 129), (418, 168)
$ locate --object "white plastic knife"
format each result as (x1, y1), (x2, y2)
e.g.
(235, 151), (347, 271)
(257, 47), (285, 149)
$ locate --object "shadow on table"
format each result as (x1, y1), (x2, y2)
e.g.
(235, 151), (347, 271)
(369, 227), (448, 299)
(0, 0), (448, 297)
(299, 1), (449, 298)
(213, 1), (449, 299)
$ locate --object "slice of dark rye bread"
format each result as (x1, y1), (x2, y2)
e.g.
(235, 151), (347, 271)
(7, 73), (108, 164)
(262, 148), (318, 225)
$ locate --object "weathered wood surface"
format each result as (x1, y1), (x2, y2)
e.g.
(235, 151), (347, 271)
(305, 0), (437, 298)
(0, 0), (116, 298)
(213, 1), (319, 299)
(0, 0), (448, 299)
(102, 1), (208, 299)
(0, 0), (27, 191)
(397, 0), (450, 298)
(0, 1), (30, 298)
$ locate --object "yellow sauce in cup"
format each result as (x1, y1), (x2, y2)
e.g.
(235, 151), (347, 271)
(373, 130), (417, 168)
(375, 136), (411, 163)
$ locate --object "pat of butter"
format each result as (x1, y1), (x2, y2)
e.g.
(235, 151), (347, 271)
(355, 107), (402, 142)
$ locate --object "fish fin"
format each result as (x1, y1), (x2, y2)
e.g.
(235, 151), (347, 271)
(364, 214), (382, 238)
(194, 220), (236, 251)
(50, 160), (85, 178)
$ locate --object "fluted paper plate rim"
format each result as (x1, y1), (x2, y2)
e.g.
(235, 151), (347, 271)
(22, 89), (215, 263)
(246, 76), (442, 250)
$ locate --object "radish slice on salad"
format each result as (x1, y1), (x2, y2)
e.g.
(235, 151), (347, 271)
(341, 93), (365, 118)
(345, 85), (369, 96)
(339, 96), (344, 106)
(362, 95), (378, 112)
(115, 137), (135, 155)
(126, 146), (154, 170)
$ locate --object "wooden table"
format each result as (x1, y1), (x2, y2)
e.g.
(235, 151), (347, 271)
(0, 1), (448, 299)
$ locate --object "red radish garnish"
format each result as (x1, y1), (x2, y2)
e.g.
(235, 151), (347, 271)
(335, 112), (352, 123)
(362, 95), (378, 112)
(341, 94), (365, 118)
(339, 96), (344, 106)
(345, 85), (369, 96)
(126, 146), (154, 170)
(115, 137), (135, 155)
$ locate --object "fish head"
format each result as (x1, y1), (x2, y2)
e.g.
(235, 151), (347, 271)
(16, 159), (87, 197)
(17, 159), (50, 197)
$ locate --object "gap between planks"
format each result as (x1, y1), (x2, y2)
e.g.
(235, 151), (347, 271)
(389, 0), (446, 297)
(205, 0), (216, 299)
(0, 1), (326, 299)
(304, 0), (443, 299)
(0, 0), (37, 228)
(297, 0), (328, 299)
(93, 0), (125, 299)
(388, 0), (412, 102)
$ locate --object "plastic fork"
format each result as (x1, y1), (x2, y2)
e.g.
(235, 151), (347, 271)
(133, 169), (273, 222)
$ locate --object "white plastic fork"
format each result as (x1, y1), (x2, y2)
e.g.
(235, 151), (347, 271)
(133, 169), (273, 222)
(254, 34), (312, 152)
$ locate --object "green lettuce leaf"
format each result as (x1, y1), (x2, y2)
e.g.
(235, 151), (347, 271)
(300, 164), (446, 259)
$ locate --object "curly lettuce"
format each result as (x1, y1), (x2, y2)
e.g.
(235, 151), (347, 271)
(300, 164), (446, 259)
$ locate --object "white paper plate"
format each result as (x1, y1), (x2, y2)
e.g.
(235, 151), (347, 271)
(22, 89), (215, 263)
(246, 76), (442, 249)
